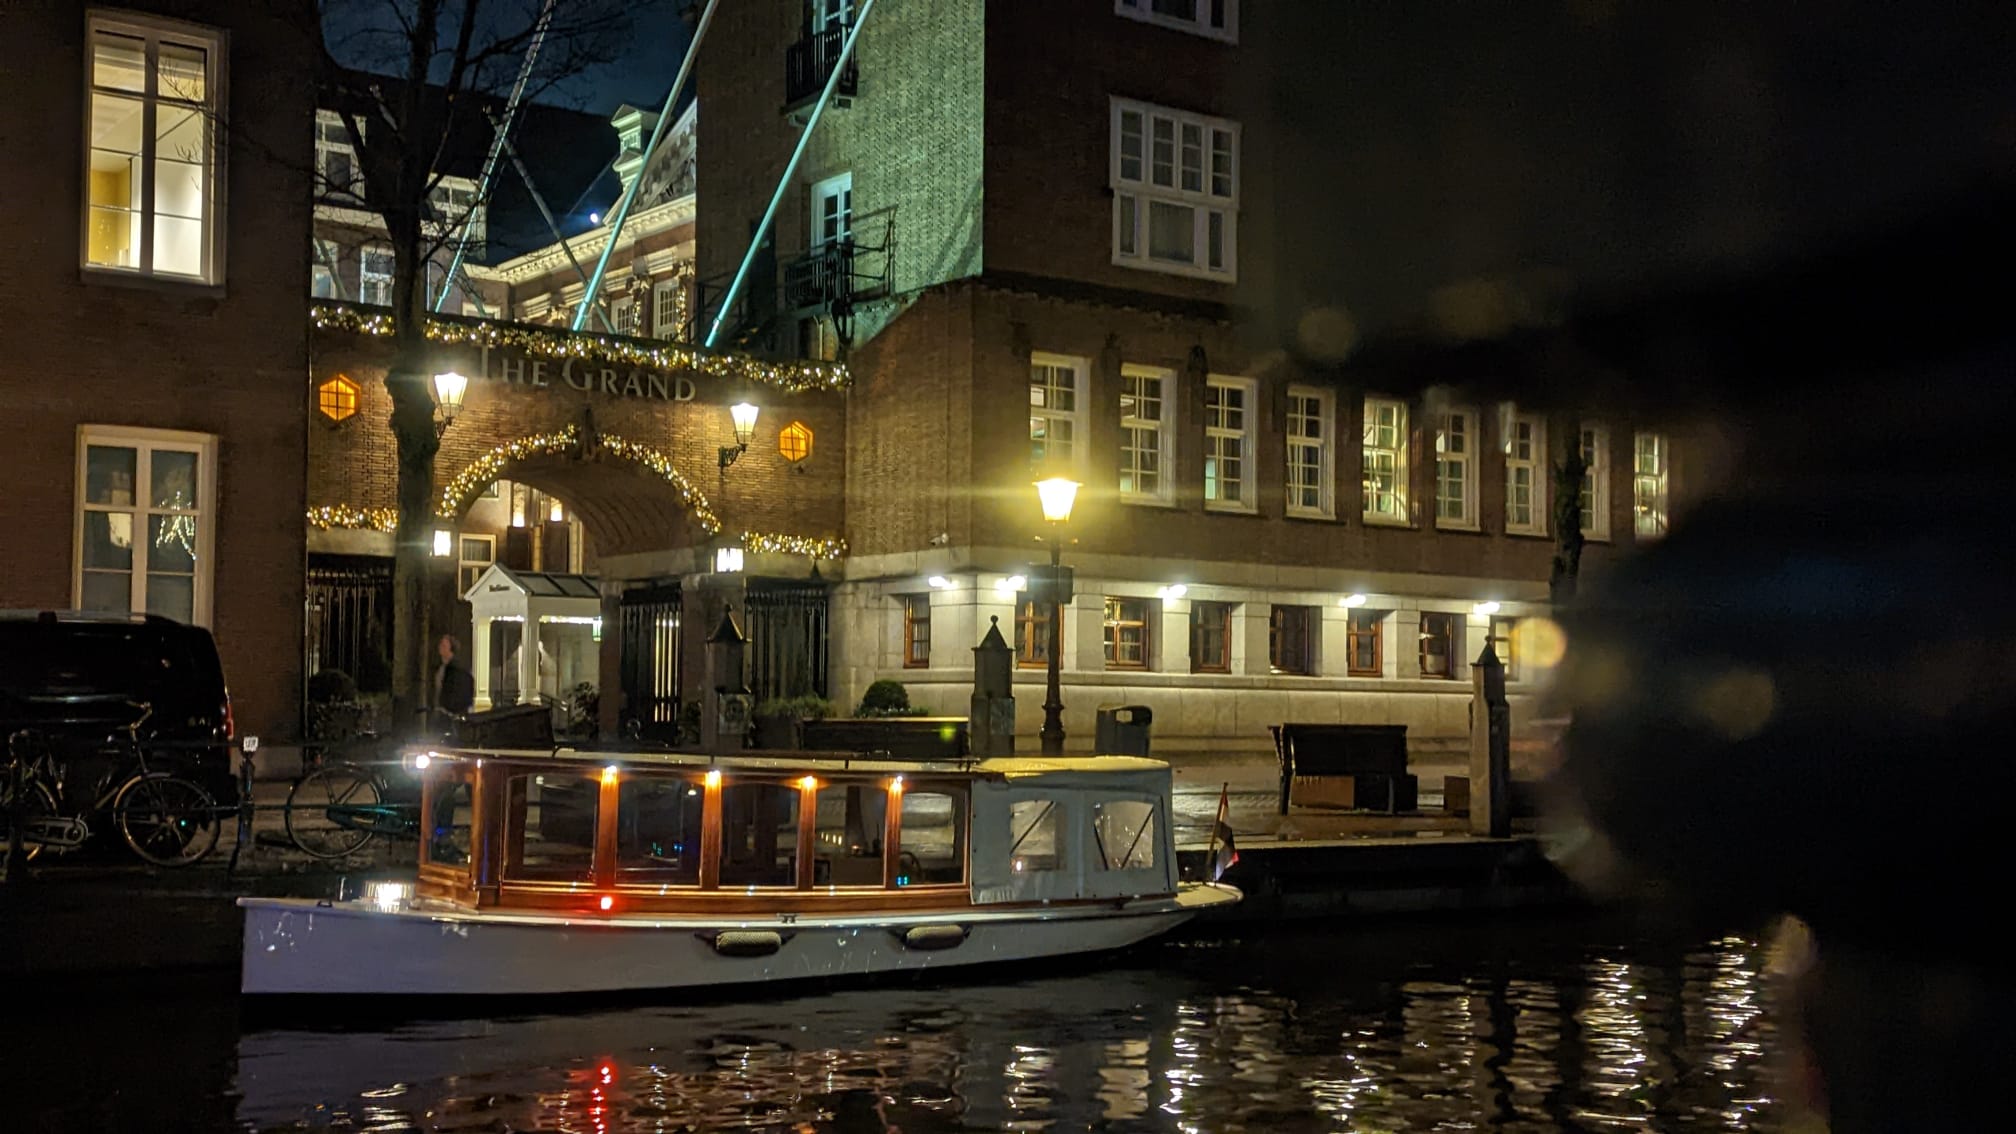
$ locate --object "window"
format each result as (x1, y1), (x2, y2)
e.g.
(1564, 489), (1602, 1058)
(1111, 98), (1239, 280)
(1204, 376), (1256, 511)
(314, 110), (362, 204)
(895, 788), (966, 885)
(813, 0), (853, 33)
(1015, 596), (1059, 669)
(1435, 408), (1479, 530)
(616, 776), (706, 885)
(1286, 385), (1333, 518)
(811, 783), (887, 886)
(75, 427), (216, 624)
(1346, 609), (1383, 677)
(719, 781), (800, 887)
(1581, 424), (1611, 540)
(428, 180), (482, 247)
(424, 775), (474, 868)
(1008, 798), (1064, 873)
(316, 374), (360, 424)
(1269, 605), (1315, 675)
(1103, 597), (1151, 670)
(458, 534), (495, 594)
(1091, 798), (1158, 871)
(1029, 353), (1086, 471)
(503, 772), (599, 883)
(1119, 365), (1171, 502)
(778, 420), (814, 463)
(810, 171), (852, 249)
(84, 14), (225, 283)
(1503, 407), (1546, 535)
(359, 243), (394, 306)
(1634, 431), (1670, 538)
(1419, 612), (1458, 679)
(1489, 616), (1519, 681)
(1115, 0), (1237, 41)
(1362, 397), (1410, 524)
(652, 276), (685, 340)
(310, 238), (341, 299)
(901, 594), (931, 668)
(609, 295), (639, 336)
(1190, 600), (1232, 673)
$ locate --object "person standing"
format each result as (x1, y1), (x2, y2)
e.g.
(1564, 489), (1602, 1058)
(433, 635), (475, 735)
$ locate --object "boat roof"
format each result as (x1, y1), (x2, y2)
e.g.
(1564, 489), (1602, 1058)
(415, 745), (1167, 779)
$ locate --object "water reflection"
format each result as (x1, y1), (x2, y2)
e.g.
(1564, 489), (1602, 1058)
(11, 918), (1789, 1132)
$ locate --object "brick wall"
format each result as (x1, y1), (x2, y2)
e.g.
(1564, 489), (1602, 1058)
(0, 1), (314, 740)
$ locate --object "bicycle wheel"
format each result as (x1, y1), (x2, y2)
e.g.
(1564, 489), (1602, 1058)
(285, 764), (383, 860)
(1, 775), (59, 864)
(114, 774), (220, 867)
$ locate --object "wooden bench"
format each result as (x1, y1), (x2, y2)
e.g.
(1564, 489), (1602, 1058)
(1269, 723), (1418, 814)
(798, 717), (971, 760)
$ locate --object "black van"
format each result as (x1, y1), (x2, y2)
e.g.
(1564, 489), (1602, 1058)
(0, 611), (237, 804)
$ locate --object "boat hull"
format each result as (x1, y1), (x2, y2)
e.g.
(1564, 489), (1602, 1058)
(238, 884), (1239, 996)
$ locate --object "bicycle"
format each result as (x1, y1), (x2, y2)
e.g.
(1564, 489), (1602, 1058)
(283, 735), (420, 860)
(2, 707), (222, 868)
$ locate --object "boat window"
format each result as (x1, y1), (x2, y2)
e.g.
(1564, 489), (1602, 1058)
(503, 772), (599, 883)
(1008, 798), (1064, 873)
(616, 776), (705, 884)
(896, 788), (966, 886)
(1091, 798), (1158, 871)
(720, 781), (800, 887)
(811, 783), (886, 887)
(425, 775), (474, 868)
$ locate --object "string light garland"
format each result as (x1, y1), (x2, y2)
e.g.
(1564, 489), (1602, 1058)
(307, 505), (399, 532)
(434, 425), (721, 535)
(310, 301), (850, 393)
(741, 531), (848, 560)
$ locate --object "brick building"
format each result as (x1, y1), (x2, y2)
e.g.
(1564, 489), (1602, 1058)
(692, 0), (1690, 755)
(0, 2), (315, 741)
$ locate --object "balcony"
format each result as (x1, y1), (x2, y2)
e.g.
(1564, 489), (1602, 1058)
(783, 241), (859, 312)
(784, 25), (858, 112)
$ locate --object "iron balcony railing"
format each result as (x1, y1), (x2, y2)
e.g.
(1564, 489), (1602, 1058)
(784, 25), (859, 110)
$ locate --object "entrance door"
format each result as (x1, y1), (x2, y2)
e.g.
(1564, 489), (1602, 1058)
(619, 583), (682, 740)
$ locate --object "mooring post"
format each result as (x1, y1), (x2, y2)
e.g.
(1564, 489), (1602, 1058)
(1468, 641), (1512, 837)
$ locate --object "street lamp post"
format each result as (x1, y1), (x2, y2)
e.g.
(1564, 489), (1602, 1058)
(1033, 476), (1080, 755)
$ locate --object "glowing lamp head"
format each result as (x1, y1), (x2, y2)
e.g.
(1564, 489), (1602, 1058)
(798, 775), (818, 791)
(601, 764), (619, 786)
(431, 370), (468, 420)
(412, 752), (432, 770)
(889, 775), (905, 794)
(431, 529), (453, 557)
(1034, 476), (1081, 525)
(1341, 593), (1368, 608)
(1473, 600), (1502, 616)
(729, 402), (760, 446)
(704, 769), (722, 789)
(598, 894), (614, 912)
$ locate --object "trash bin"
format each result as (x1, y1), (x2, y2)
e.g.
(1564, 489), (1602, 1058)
(1094, 704), (1153, 757)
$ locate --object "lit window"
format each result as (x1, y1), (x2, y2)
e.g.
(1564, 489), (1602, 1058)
(84, 14), (225, 283)
(1119, 365), (1171, 502)
(1503, 406), (1546, 535)
(902, 594), (930, 668)
(1114, 0), (1237, 41)
(75, 426), (216, 624)
(1029, 353), (1087, 472)
(1286, 385), (1333, 519)
(1435, 408), (1479, 530)
(1580, 424), (1611, 541)
(1362, 397), (1410, 524)
(1204, 376), (1256, 511)
(1111, 97), (1238, 280)
(1634, 431), (1670, 538)
(1419, 612), (1459, 679)
(610, 295), (639, 336)
(359, 243), (394, 306)
(1103, 597), (1151, 670)
(316, 374), (360, 423)
(779, 421), (814, 463)
(653, 275), (687, 340)
(1014, 596), (1059, 669)
(1346, 609), (1383, 676)
(458, 534), (495, 594)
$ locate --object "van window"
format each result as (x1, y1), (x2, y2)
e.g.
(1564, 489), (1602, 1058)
(504, 772), (599, 883)
(896, 788), (966, 885)
(1092, 798), (1157, 871)
(1008, 798), (1064, 873)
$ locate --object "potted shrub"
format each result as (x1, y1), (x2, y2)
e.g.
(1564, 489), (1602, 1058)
(751, 693), (838, 749)
(856, 679), (923, 718)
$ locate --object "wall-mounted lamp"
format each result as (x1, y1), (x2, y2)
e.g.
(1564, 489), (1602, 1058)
(926, 575), (955, 590)
(1156, 583), (1188, 600)
(1340, 593), (1368, 608)
(993, 574), (1027, 597)
(719, 402), (760, 469)
(431, 529), (453, 557)
(431, 370), (468, 435)
(1472, 600), (1502, 616)
(715, 546), (745, 573)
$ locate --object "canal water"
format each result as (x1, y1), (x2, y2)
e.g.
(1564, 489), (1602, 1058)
(17, 913), (1788, 1132)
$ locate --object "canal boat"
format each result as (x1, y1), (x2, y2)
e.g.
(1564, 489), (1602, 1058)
(237, 747), (1240, 996)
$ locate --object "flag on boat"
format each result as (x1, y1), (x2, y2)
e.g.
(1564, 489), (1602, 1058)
(1210, 782), (1239, 881)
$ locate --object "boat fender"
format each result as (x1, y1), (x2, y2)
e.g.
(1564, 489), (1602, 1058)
(898, 924), (968, 951)
(707, 930), (785, 957)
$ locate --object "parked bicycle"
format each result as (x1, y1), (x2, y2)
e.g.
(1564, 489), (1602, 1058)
(2, 705), (221, 868)
(282, 735), (420, 861)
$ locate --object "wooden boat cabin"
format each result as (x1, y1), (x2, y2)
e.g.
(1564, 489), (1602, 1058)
(409, 749), (1180, 916)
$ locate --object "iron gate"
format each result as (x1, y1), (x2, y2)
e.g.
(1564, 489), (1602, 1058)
(305, 554), (393, 692)
(619, 582), (682, 739)
(745, 579), (829, 703)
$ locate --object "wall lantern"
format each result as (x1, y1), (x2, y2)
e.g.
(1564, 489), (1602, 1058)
(778, 420), (813, 463)
(1034, 476), (1081, 525)
(719, 402), (760, 469)
(1472, 600), (1502, 616)
(1156, 583), (1188, 600)
(317, 374), (361, 424)
(432, 370), (469, 434)
(431, 529), (454, 557)
(715, 545), (745, 573)
(1340, 593), (1368, 608)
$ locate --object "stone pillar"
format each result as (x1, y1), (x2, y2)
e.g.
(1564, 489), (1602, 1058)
(1468, 639), (1512, 837)
(701, 602), (752, 755)
(970, 615), (1016, 756)
(597, 587), (623, 741)
(471, 615), (493, 710)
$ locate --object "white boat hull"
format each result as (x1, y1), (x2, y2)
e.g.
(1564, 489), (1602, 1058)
(238, 884), (1240, 996)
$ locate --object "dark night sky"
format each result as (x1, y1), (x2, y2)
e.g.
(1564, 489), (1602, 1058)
(570, 8), (690, 115)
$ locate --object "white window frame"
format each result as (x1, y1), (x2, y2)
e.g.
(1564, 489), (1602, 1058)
(314, 109), (363, 204)
(1503, 405), (1547, 536)
(427, 176), (484, 248)
(81, 11), (228, 285)
(457, 533), (496, 596)
(1029, 352), (1090, 475)
(1361, 396), (1410, 525)
(359, 241), (394, 307)
(73, 425), (219, 626)
(1114, 0), (1237, 42)
(1203, 374), (1257, 513)
(814, 0), (854, 33)
(652, 277), (683, 339)
(610, 294), (639, 337)
(810, 171), (853, 249)
(1119, 364), (1174, 505)
(1633, 431), (1671, 539)
(1434, 406), (1480, 531)
(1285, 384), (1334, 519)
(1110, 97), (1239, 281)
(1580, 423), (1612, 541)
